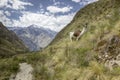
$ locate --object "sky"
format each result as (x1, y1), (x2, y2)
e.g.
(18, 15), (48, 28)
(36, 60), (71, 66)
(0, 0), (98, 32)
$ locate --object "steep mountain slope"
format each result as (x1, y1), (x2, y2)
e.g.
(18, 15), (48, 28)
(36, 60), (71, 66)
(8, 25), (57, 51)
(31, 0), (120, 79)
(51, 0), (120, 45)
(0, 0), (120, 80)
(0, 22), (28, 58)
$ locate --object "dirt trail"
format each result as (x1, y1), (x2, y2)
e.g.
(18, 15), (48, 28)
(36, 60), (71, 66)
(10, 63), (33, 80)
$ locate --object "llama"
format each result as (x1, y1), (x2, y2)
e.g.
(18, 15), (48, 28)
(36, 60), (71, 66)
(69, 24), (87, 41)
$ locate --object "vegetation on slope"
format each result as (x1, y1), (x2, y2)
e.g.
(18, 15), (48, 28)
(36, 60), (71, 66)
(33, 0), (120, 79)
(0, 0), (120, 80)
(0, 22), (28, 58)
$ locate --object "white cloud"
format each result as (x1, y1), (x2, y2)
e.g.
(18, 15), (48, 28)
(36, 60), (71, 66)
(4, 11), (11, 16)
(87, 0), (99, 4)
(10, 0), (33, 10)
(39, 3), (43, 8)
(72, 0), (98, 4)
(0, 0), (74, 32)
(53, 1), (61, 6)
(0, 0), (99, 32)
(81, 0), (98, 6)
(12, 12), (75, 32)
(0, 10), (12, 26)
(0, 0), (8, 8)
(0, 0), (33, 10)
(53, 1), (66, 7)
(72, 0), (81, 3)
(47, 6), (73, 13)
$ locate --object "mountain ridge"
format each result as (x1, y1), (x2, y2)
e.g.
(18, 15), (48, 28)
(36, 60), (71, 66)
(0, 22), (28, 58)
(50, 0), (119, 45)
(8, 25), (57, 51)
(32, 0), (120, 79)
(0, 0), (120, 79)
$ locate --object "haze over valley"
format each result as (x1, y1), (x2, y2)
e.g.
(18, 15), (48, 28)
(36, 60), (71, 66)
(0, 0), (120, 80)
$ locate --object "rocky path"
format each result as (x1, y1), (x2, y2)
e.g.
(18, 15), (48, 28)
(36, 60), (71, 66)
(10, 63), (33, 80)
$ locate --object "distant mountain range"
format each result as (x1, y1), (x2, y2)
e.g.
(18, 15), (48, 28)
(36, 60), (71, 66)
(0, 22), (28, 58)
(8, 25), (57, 51)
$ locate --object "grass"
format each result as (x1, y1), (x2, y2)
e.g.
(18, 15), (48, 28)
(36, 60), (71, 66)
(0, 0), (120, 80)
(0, 58), (19, 80)
(31, 0), (120, 79)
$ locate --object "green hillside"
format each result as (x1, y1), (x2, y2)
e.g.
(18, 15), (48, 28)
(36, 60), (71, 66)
(33, 0), (120, 79)
(0, 22), (28, 58)
(51, 0), (120, 45)
(0, 0), (120, 79)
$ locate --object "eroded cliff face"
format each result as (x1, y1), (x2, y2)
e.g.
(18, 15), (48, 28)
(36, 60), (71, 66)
(95, 34), (120, 69)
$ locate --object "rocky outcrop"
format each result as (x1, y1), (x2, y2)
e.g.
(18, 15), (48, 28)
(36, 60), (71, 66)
(95, 35), (120, 70)
(10, 63), (34, 80)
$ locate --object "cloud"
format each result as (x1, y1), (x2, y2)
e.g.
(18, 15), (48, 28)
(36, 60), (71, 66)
(87, 0), (99, 4)
(4, 11), (11, 16)
(12, 12), (75, 32)
(0, 10), (12, 26)
(72, 0), (81, 3)
(0, 0), (98, 32)
(53, 1), (61, 6)
(72, 0), (98, 4)
(47, 6), (73, 13)
(0, 0), (8, 8)
(0, 0), (33, 10)
(53, 1), (66, 6)
(0, 0), (74, 32)
(39, 3), (43, 8)
(80, 0), (98, 6)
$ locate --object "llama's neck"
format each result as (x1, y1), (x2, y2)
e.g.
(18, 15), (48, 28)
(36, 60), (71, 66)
(80, 27), (86, 36)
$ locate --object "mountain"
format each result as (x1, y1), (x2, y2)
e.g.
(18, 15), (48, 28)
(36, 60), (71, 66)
(31, 0), (120, 79)
(1, 0), (120, 79)
(0, 22), (28, 58)
(8, 25), (57, 51)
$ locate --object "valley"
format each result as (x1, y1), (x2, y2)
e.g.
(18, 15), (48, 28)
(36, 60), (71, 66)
(0, 0), (120, 80)
(8, 25), (56, 51)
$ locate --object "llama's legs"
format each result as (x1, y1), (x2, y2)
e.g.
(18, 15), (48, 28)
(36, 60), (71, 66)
(76, 37), (79, 41)
(76, 35), (82, 41)
(70, 32), (74, 42)
(70, 37), (73, 42)
(76, 35), (81, 41)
